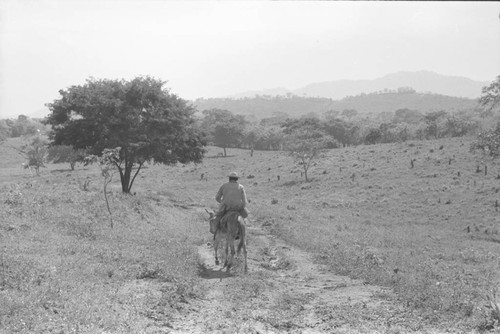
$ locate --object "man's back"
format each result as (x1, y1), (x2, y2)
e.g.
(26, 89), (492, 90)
(216, 181), (246, 209)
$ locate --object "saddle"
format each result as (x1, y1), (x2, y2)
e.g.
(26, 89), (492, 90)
(220, 210), (240, 225)
(217, 211), (242, 239)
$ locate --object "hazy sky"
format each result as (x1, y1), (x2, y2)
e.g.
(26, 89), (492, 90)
(1, 0), (499, 119)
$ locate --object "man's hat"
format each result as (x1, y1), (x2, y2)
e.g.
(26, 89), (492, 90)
(229, 172), (239, 178)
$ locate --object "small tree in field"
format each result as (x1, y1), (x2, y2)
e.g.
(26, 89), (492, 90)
(44, 76), (206, 193)
(85, 148), (121, 228)
(47, 145), (87, 170)
(282, 118), (328, 182)
(14, 135), (48, 176)
(471, 122), (500, 159)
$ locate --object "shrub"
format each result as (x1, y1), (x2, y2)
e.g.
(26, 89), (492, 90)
(470, 122), (500, 158)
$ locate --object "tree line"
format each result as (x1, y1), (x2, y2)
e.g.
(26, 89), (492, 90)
(1, 75), (499, 192)
(0, 115), (50, 141)
(193, 89), (478, 119)
(197, 105), (485, 153)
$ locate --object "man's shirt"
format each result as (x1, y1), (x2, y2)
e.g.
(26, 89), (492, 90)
(216, 181), (247, 209)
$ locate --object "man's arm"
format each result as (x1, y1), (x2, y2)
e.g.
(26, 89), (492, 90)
(215, 185), (224, 203)
(240, 185), (247, 208)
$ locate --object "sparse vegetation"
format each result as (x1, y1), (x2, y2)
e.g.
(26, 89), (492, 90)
(2, 131), (500, 332)
(0, 152), (204, 333)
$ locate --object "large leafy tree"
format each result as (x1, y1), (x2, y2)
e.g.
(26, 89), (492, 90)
(201, 108), (246, 156)
(44, 76), (206, 193)
(324, 118), (354, 147)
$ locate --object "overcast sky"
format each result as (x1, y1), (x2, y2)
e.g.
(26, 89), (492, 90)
(1, 0), (499, 119)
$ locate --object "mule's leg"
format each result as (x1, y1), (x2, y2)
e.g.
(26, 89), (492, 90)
(224, 237), (229, 269)
(213, 234), (219, 265)
(236, 221), (246, 257)
(242, 242), (248, 273)
(227, 237), (236, 273)
(238, 224), (248, 273)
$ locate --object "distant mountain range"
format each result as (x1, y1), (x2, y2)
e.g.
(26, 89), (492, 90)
(227, 71), (489, 100)
(22, 71), (489, 120)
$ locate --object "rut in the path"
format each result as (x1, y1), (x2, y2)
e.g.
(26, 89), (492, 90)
(167, 219), (396, 333)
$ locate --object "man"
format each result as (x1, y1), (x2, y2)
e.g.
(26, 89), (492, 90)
(214, 172), (248, 232)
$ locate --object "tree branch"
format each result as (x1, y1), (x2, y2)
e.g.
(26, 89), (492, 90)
(129, 161), (144, 192)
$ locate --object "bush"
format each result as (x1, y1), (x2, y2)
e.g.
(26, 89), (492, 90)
(471, 122), (500, 158)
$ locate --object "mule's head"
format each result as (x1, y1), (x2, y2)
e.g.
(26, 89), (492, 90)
(205, 209), (218, 234)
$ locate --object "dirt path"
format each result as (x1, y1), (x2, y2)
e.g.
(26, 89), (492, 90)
(168, 218), (397, 334)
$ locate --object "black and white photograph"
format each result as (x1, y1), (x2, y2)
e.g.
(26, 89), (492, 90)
(1, 1), (500, 333)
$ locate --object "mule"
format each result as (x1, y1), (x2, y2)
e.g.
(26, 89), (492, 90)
(206, 209), (248, 273)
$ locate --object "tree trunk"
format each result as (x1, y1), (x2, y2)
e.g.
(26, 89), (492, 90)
(119, 162), (143, 194)
(121, 163), (132, 193)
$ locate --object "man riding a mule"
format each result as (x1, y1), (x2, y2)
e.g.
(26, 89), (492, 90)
(214, 171), (248, 234)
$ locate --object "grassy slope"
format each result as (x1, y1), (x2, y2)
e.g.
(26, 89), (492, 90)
(0, 139), (207, 333)
(141, 139), (500, 331)
(1, 137), (500, 332)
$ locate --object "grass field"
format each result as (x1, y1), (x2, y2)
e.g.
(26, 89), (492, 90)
(1, 136), (500, 333)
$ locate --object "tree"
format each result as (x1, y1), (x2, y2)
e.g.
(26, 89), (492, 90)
(202, 109), (246, 155)
(44, 76), (206, 193)
(365, 128), (382, 145)
(18, 136), (48, 176)
(324, 118), (354, 147)
(479, 75), (500, 114)
(10, 115), (38, 137)
(242, 125), (262, 150)
(423, 110), (447, 139)
(201, 108), (234, 135)
(84, 148), (121, 228)
(471, 122), (500, 159)
(282, 118), (328, 182)
(214, 122), (245, 156)
(254, 126), (285, 150)
(323, 109), (341, 121)
(47, 145), (87, 170)
(260, 112), (290, 127)
(393, 109), (423, 124)
(341, 109), (358, 121)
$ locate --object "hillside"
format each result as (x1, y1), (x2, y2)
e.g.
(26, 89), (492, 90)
(3, 139), (500, 332)
(228, 71), (489, 100)
(193, 91), (479, 119)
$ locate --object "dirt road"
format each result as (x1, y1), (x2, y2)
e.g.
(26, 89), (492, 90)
(167, 217), (399, 334)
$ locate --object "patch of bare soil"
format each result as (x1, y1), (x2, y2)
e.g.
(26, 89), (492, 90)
(167, 218), (398, 333)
